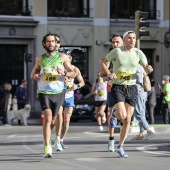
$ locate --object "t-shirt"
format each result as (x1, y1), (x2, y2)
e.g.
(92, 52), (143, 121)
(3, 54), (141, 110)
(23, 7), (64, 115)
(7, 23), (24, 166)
(162, 83), (170, 103)
(106, 46), (148, 85)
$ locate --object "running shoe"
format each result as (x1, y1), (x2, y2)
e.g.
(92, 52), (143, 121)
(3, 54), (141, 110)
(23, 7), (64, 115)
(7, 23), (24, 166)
(144, 130), (155, 140)
(109, 108), (117, 128)
(117, 147), (128, 158)
(44, 145), (52, 158)
(54, 139), (63, 151)
(131, 135), (144, 140)
(99, 125), (104, 131)
(60, 141), (67, 149)
(102, 113), (106, 123)
(108, 140), (115, 152)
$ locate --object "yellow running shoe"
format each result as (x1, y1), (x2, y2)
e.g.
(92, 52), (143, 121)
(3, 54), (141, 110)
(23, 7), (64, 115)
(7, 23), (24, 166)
(44, 145), (52, 158)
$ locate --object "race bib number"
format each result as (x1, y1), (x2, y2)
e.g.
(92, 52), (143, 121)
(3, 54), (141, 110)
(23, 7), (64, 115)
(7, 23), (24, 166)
(44, 72), (58, 82)
(97, 92), (104, 97)
(117, 71), (133, 81)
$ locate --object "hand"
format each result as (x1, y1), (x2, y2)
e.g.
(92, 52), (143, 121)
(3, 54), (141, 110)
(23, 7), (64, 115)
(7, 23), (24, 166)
(71, 84), (78, 90)
(93, 89), (98, 94)
(57, 66), (64, 75)
(108, 73), (117, 80)
(34, 73), (42, 80)
(145, 64), (153, 74)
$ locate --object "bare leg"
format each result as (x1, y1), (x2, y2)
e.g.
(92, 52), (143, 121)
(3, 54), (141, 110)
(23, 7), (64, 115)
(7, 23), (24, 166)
(43, 109), (52, 146)
(55, 106), (63, 136)
(61, 107), (73, 140)
(117, 103), (134, 146)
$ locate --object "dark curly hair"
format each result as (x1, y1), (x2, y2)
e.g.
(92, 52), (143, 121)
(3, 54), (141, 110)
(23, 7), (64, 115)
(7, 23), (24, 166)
(42, 32), (60, 50)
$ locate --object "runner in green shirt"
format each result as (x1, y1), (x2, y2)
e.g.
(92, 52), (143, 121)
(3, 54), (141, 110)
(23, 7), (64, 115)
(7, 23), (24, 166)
(100, 31), (153, 158)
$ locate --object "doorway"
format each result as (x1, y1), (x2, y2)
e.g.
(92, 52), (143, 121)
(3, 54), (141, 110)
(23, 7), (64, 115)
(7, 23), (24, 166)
(0, 45), (26, 95)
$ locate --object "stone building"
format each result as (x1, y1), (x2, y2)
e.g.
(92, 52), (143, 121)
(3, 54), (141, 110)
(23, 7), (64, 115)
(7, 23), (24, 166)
(0, 0), (169, 115)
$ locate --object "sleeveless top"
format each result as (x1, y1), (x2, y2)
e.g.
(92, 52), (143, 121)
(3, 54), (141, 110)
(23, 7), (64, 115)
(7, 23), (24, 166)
(37, 52), (65, 94)
(95, 82), (107, 101)
(65, 65), (75, 99)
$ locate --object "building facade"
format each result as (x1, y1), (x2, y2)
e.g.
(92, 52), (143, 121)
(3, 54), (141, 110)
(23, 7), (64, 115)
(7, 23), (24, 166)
(0, 0), (170, 115)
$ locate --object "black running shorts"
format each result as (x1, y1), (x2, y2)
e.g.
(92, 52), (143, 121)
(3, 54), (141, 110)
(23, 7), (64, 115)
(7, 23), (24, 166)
(111, 84), (138, 107)
(38, 91), (65, 116)
(95, 100), (107, 107)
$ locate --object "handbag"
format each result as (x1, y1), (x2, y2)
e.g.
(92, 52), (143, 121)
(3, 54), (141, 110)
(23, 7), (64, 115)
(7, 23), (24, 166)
(143, 75), (151, 92)
(167, 101), (170, 109)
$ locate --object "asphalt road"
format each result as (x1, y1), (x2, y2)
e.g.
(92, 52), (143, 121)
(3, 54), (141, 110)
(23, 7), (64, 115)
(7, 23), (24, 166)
(0, 121), (170, 170)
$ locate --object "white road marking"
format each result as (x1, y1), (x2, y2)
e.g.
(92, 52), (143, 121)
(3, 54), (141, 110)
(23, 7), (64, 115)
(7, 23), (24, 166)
(136, 143), (170, 156)
(22, 137), (40, 154)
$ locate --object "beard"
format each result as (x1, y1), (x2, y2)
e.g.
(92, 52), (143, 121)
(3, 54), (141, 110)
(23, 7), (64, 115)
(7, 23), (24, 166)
(46, 46), (56, 53)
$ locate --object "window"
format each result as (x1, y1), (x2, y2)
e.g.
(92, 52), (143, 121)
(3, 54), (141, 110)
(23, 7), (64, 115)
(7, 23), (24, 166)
(110, 0), (156, 19)
(48, 0), (89, 17)
(0, 0), (30, 16)
(60, 47), (88, 77)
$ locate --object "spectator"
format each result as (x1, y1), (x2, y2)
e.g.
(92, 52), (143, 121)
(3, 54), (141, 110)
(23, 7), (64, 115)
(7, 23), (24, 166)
(15, 79), (27, 125)
(161, 75), (170, 124)
(12, 95), (18, 111)
(74, 89), (83, 100)
(1, 83), (12, 126)
(81, 76), (91, 96)
(131, 65), (155, 140)
(146, 80), (157, 124)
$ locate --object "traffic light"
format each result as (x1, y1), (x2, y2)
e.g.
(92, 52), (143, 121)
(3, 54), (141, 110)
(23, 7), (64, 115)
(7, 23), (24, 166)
(135, 10), (149, 40)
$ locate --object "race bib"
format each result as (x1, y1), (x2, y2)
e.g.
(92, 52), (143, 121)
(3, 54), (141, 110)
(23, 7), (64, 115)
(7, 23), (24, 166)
(44, 72), (58, 82)
(66, 82), (72, 90)
(117, 71), (133, 81)
(97, 92), (105, 97)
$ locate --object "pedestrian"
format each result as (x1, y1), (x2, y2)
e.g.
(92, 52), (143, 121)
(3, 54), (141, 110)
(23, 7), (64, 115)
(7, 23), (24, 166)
(15, 79), (27, 125)
(100, 31), (153, 157)
(30, 33), (75, 158)
(81, 76), (91, 96)
(131, 65), (155, 140)
(74, 89), (83, 100)
(92, 72), (107, 131)
(12, 95), (18, 111)
(100, 33), (123, 152)
(1, 83), (12, 126)
(55, 50), (85, 151)
(161, 75), (170, 124)
(146, 80), (157, 124)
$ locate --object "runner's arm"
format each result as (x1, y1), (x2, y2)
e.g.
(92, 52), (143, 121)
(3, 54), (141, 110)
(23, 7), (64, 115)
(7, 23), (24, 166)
(60, 53), (76, 78)
(74, 67), (85, 89)
(30, 56), (41, 80)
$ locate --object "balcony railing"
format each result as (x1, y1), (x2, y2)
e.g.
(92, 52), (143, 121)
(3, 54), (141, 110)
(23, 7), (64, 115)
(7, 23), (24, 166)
(0, 9), (31, 16)
(48, 8), (89, 18)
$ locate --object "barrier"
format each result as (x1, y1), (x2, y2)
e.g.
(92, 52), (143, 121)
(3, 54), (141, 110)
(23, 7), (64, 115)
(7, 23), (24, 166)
(40, 113), (44, 125)
(106, 109), (111, 122)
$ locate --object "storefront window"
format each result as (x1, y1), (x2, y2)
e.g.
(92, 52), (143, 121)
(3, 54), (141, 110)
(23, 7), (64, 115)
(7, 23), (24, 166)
(60, 47), (88, 77)
(110, 0), (156, 19)
(0, 0), (30, 16)
(48, 0), (89, 17)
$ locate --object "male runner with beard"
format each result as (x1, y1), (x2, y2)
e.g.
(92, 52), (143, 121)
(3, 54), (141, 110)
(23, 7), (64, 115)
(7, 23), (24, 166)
(31, 33), (75, 158)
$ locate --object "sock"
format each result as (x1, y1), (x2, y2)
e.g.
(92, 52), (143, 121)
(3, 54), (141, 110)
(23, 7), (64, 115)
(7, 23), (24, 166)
(109, 137), (114, 140)
(56, 135), (60, 140)
(117, 145), (123, 149)
(111, 108), (116, 117)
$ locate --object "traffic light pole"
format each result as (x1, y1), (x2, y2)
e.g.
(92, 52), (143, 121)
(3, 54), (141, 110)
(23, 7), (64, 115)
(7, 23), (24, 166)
(135, 10), (140, 49)
(135, 10), (149, 49)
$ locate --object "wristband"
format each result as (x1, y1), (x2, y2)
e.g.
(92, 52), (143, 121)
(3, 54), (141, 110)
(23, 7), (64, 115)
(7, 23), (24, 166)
(77, 84), (81, 89)
(64, 70), (67, 76)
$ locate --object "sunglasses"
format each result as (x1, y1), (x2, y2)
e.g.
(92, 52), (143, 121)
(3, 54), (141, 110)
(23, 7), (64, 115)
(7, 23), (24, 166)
(56, 40), (60, 44)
